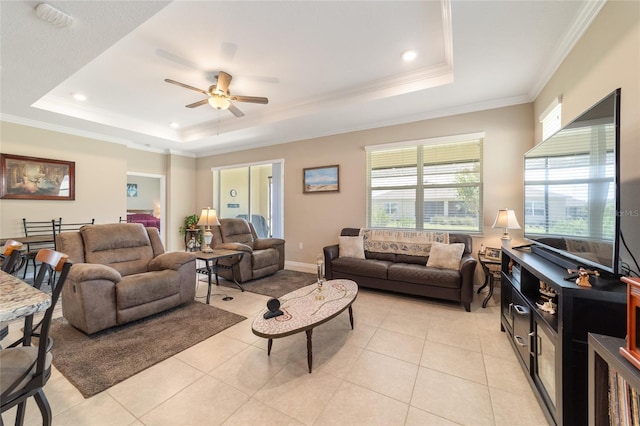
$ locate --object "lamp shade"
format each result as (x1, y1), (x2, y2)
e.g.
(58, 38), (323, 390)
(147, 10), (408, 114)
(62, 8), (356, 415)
(491, 209), (521, 230)
(197, 207), (220, 229)
(492, 208), (521, 241)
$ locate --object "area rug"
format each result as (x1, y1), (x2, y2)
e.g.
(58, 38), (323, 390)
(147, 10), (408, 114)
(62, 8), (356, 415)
(50, 302), (246, 398)
(204, 269), (316, 299)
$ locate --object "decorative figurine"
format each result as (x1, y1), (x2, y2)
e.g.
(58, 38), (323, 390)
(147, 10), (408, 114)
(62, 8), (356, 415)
(567, 267), (599, 287)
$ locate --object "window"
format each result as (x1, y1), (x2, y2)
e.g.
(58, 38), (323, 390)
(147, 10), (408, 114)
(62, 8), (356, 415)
(540, 96), (562, 141)
(366, 133), (483, 232)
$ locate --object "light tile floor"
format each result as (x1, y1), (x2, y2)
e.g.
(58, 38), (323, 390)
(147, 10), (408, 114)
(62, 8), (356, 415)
(2, 279), (550, 425)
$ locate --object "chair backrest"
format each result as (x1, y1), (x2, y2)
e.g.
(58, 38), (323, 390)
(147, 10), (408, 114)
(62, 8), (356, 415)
(1, 240), (24, 274)
(217, 218), (254, 247)
(52, 218), (95, 249)
(55, 223), (157, 276)
(1, 249), (71, 401)
(22, 218), (59, 251)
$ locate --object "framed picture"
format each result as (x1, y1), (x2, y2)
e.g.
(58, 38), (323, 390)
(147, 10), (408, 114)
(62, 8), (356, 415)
(485, 247), (502, 261)
(0, 153), (75, 200)
(127, 183), (138, 197)
(303, 165), (339, 193)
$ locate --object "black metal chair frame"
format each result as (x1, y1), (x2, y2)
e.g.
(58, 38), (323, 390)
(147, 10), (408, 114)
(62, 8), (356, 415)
(0, 249), (72, 426)
(0, 241), (25, 346)
(52, 218), (95, 250)
(21, 219), (59, 280)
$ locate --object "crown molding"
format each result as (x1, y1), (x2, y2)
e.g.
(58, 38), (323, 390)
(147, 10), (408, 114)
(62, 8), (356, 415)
(528, 0), (607, 99)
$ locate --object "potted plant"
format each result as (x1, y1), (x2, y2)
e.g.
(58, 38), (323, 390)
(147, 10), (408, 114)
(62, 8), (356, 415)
(179, 214), (202, 248)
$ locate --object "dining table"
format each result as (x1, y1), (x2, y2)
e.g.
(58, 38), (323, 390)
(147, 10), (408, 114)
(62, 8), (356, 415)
(0, 270), (51, 323)
(0, 235), (55, 246)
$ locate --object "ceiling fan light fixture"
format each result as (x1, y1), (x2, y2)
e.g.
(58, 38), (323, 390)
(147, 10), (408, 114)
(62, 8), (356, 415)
(208, 95), (230, 110)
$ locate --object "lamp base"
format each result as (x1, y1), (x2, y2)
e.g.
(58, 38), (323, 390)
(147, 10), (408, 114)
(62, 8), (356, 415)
(202, 246), (213, 253)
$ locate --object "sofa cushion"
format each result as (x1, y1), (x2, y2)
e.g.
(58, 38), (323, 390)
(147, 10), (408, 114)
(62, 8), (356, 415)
(332, 257), (390, 279)
(426, 242), (466, 270)
(365, 251), (396, 262)
(81, 223), (154, 276)
(116, 270), (180, 310)
(219, 219), (254, 248)
(339, 236), (365, 259)
(388, 263), (461, 289)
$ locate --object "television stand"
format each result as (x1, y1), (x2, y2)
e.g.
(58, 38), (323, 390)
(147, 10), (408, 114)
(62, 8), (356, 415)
(500, 246), (626, 425)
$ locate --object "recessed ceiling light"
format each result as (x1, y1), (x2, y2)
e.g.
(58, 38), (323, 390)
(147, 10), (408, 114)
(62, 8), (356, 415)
(401, 50), (417, 62)
(169, 122), (179, 129)
(72, 93), (87, 101)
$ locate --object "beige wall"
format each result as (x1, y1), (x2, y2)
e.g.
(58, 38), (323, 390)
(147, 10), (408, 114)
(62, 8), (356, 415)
(0, 122), (189, 251)
(534, 0), (640, 271)
(196, 103), (534, 265)
(0, 122), (128, 237)
(166, 154), (197, 251)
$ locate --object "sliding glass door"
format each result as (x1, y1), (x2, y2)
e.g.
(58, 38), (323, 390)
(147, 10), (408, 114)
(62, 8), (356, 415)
(214, 160), (283, 238)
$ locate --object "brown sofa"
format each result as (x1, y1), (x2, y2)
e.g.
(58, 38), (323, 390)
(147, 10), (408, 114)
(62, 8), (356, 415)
(208, 218), (285, 283)
(324, 228), (477, 311)
(56, 223), (196, 334)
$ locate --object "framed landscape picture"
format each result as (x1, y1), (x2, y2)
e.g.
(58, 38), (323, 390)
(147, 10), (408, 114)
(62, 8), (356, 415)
(0, 153), (75, 200)
(303, 165), (339, 193)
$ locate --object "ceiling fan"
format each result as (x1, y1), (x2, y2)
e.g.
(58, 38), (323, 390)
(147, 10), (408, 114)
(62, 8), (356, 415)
(164, 71), (268, 117)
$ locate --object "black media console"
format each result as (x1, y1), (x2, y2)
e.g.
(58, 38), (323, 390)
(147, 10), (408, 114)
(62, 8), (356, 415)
(500, 246), (627, 425)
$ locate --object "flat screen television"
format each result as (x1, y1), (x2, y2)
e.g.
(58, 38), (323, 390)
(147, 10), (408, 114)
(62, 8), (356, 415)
(523, 88), (621, 276)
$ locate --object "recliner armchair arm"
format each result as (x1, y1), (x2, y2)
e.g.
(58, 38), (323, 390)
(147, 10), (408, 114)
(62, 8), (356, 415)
(67, 262), (122, 283)
(148, 251), (196, 271)
(214, 242), (253, 253)
(253, 238), (285, 250)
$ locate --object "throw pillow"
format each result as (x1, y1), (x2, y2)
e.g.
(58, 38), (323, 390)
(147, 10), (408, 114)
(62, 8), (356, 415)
(339, 236), (366, 259)
(426, 242), (466, 270)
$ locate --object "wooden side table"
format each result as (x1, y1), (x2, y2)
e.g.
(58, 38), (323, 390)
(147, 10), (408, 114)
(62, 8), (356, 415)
(477, 253), (501, 308)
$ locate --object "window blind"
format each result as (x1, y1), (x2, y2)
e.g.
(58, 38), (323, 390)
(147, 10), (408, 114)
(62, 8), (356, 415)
(366, 134), (483, 231)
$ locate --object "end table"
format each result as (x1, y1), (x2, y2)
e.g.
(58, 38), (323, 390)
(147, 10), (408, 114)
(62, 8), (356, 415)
(196, 249), (245, 303)
(477, 253), (501, 308)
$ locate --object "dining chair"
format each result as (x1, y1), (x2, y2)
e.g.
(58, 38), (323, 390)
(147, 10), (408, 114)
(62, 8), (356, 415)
(21, 219), (59, 280)
(0, 240), (25, 345)
(52, 218), (95, 250)
(0, 249), (71, 426)
(0, 240), (24, 275)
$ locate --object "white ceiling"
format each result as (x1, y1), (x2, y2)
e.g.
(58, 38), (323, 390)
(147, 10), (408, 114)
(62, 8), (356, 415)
(0, 1), (605, 157)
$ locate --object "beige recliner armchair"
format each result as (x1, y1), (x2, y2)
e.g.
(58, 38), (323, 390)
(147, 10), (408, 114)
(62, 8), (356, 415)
(209, 218), (285, 283)
(56, 223), (196, 334)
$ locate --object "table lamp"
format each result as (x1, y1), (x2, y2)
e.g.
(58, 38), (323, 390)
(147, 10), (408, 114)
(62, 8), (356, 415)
(197, 207), (220, 253)
(491, 208), (521, 242)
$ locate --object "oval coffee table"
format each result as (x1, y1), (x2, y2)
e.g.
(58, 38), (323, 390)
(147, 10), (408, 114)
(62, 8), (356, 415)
(251, 279), (358, 373)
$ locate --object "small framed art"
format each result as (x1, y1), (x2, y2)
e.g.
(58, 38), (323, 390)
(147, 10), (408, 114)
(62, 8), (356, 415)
(303, 165), (339, 193)
(485, 247), (502, 261)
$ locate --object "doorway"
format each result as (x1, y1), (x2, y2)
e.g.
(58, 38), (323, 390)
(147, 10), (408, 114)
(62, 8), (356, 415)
(126, 172), (166, 243)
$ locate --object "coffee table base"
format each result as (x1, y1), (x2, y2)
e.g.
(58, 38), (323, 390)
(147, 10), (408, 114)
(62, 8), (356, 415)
(266, 305), (354, 373)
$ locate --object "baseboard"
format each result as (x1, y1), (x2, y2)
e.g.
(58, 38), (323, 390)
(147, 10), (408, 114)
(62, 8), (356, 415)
(285, 261), (316, 274)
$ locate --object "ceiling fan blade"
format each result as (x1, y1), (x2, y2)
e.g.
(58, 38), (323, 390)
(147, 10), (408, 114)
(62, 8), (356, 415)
(228, 102), (245, 117)
(156, 49), (199, 70)
(216, 71), (232, 95)
(164, 79), (208, 95)
(185, 98), (209, 108)
(230, 95), (269, 104)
